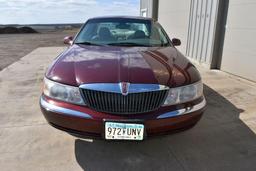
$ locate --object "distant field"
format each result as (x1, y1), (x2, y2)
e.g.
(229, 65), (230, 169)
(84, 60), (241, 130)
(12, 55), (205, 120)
(0, 29), (78, 70)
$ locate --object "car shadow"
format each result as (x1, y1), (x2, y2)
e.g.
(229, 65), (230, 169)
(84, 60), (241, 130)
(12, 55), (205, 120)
(74, 84), (256, 171)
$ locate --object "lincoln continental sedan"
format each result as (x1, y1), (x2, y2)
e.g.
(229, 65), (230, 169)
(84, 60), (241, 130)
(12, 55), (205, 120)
(40, 16), (206, 140)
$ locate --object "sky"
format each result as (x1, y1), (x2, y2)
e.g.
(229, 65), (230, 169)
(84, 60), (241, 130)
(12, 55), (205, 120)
(0, 0), (140, 24)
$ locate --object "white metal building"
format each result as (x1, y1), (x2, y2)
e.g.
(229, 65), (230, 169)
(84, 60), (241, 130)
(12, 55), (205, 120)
(140, 0), (256, 82)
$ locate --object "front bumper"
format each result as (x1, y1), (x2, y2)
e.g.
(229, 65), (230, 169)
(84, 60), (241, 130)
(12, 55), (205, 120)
(40, 95), (206, 138)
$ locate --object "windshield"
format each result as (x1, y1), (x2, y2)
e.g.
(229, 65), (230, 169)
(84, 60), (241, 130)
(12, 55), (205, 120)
(74, 18), (170, 47)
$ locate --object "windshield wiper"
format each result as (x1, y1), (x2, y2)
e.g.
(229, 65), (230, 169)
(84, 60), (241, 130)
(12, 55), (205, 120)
(107, 42), (147, 47)
(75, 41), (103, 46)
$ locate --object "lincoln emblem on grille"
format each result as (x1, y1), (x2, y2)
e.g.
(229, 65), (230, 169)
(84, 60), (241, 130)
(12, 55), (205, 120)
(120, 82), (130, 96)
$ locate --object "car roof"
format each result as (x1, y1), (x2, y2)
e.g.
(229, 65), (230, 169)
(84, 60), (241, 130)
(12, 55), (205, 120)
(87, 16), (154, 22)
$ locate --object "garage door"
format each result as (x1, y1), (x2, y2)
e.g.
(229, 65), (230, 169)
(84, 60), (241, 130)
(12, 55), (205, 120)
(186, 0), (219, 65)
(220, 0), (256, 82)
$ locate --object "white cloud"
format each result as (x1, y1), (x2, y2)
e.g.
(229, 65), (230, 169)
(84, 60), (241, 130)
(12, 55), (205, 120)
(0, 0), (140, 24)
(112, 1), (130, 6)
(0, 0), (99, 9)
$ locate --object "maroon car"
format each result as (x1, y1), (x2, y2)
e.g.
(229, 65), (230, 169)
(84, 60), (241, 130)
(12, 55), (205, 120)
(40, 16), (206, 140)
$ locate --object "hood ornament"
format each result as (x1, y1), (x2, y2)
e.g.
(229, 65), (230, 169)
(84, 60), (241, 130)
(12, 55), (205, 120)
(119, 82), (130, 96)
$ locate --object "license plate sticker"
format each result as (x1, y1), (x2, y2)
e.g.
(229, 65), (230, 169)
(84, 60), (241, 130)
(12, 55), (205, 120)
(105, 122), (144, 140)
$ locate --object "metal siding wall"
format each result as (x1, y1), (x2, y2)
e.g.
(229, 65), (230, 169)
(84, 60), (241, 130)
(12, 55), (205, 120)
(201, 0), (213, 62)
(206, 0), (218, 64)
(192, 0), (201, 59)
(140, 0), (153, 18)
(196, 0), (206, 61)
(186, 0), (219, 65)
(158, 0), (191, 53)
(221, 0), (256, 82)
(140, 0), (150, 10)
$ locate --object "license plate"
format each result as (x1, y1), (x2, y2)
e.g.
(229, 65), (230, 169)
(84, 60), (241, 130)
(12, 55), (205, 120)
(105, 122), (144, 140)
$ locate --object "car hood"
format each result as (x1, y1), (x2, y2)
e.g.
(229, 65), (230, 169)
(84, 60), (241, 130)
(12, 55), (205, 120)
(46, 44), (200, 87)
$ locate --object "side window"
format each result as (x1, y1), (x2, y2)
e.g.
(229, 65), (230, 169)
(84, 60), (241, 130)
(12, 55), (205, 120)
(97, 23), (116, 32)
(76, 23), (97, 42)
(131, 23), (149, 36)
(142, 24), (149, 36)
(150, 26), (160, 40)
(157, 26), (169, 44)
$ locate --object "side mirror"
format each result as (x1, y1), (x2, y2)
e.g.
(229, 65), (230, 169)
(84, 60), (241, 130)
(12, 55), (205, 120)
(172, 38), (181, 46)
(64, 36), (73, 45)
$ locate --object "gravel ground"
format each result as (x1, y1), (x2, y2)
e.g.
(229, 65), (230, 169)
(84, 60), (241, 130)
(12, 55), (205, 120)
(0, 30), (77, 70)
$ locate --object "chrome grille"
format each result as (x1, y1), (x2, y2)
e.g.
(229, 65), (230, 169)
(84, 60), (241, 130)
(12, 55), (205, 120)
(81, 89), (168, 114)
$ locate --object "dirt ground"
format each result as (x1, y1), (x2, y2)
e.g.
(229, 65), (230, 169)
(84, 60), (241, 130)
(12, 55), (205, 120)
(0, 30), (77, 70)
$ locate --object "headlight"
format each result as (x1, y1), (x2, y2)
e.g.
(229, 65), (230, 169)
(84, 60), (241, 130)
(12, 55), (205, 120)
(43, 77), (85, 105)
(163, 81), (203, 106)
